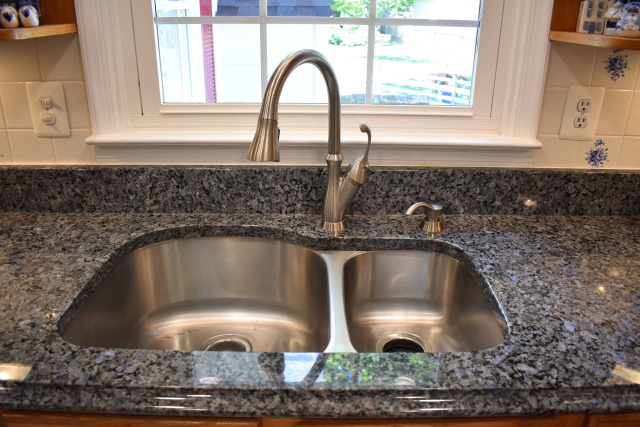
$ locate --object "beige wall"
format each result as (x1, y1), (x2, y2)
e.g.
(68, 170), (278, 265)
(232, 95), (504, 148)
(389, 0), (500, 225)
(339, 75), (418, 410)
(0, 34), (95, 164)
(1, 34), (639, 168)
(534, 43), (640, 169)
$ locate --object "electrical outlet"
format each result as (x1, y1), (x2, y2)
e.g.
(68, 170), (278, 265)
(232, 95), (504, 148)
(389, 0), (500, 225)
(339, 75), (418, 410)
(559, 86), (605, 140)
(577, 99), (591, 112)
(26, 82), (70, 138)
(574, 116), (588, 128)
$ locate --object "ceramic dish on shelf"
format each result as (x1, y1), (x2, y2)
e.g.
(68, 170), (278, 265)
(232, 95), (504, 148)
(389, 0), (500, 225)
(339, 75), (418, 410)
(18, 5), (39, 27)
(615, 2), (640, 38)
(0, 5), (19, 29)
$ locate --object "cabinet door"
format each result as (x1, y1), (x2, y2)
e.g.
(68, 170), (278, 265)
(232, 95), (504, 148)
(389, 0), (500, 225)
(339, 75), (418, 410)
(292, 414), (587, 427)
(586, 413), (640, 427)
(2, 411), (261, 427)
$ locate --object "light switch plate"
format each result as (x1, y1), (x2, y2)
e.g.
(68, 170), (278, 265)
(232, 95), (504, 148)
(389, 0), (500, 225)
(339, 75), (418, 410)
(559, 86), (605, 141)
(26, 82), (70, 138)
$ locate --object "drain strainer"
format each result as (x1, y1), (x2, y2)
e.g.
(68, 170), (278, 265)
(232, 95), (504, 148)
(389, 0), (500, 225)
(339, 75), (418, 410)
(200, 334), (252, 352)
(376, 332), (431, 353)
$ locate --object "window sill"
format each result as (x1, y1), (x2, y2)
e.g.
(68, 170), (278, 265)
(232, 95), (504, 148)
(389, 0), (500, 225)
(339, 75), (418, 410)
(86, 131), (542, 167)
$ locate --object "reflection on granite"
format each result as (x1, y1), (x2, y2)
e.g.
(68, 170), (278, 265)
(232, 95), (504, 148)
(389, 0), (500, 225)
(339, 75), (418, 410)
(0, 209), (638, 417)
(609, 364), (640, 385)
(193, 352), (439, 390)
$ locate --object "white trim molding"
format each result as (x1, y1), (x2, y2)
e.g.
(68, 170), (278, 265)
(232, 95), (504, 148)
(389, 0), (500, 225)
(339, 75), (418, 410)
(87, 132), (539, 167)
(75, 0), (553, 166)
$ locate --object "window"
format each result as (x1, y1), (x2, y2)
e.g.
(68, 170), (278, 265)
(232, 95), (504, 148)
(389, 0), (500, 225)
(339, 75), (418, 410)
(75, 0), (554, 166)
(152, 0), (481, 107)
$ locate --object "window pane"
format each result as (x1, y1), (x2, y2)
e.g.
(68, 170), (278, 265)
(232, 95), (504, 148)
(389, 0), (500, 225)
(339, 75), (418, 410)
(268, 0), (335, 17)
(269, 0), (371, 18)
(156, 24), (262, 103)
(329, 0), (370, 18)
(153, 1), (482, 105)
(267, 25), (367, 104)
(155, 0), (259, 18)
(372, 25), (476, 105)
(376, 0), (480, 20)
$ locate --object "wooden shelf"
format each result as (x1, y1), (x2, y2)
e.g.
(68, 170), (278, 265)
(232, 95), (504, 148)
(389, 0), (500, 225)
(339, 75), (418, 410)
(550, 30), (640, 50)
(0, 0), (76, 41)
(550, 0), (640, 51)
(0, 23), (77, 41)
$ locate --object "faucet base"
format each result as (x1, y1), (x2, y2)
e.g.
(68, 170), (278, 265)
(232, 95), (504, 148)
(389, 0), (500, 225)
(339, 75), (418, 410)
(321, 220), (346, 233)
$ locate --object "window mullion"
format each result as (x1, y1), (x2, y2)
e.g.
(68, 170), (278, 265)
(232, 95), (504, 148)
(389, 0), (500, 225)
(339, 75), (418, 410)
(365, 0), (377, 104)
(259, 0), (268, 95)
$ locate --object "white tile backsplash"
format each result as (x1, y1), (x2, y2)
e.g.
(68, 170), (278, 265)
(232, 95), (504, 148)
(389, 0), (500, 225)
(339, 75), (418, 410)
(536, 44), (640, 170)
(626, 92), (640, 136)
(591, 48), (640, 90)
(575, 137), (622, 169)
(617, 137), (640, 169)
(0, 130), (13, 163)
(36, 34), (84, 82)
(7, 129), (56, 164)
(596, 90), (633, 136)
(545, 43), (596, 87)
(0, 83), (32, 129)
(0, 33), (94, 165)
(62, 82), (91, 129)
(0, 95), (5, 129)
(538, 87), (568, 135)
(53, 129), (96, 164)
(0, 30), (637, 168)
(533, 135), (580, 168)
(0, 39), (41, 82)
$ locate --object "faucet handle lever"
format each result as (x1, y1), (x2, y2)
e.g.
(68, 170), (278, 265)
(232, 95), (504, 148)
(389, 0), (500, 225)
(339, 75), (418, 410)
(359, 121), (372, 166)
(405, 202), (443, 233)
(344, 122), (372, 186)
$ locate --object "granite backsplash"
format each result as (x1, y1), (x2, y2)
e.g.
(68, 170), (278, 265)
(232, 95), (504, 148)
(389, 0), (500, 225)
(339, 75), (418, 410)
(0, 166), (639, 216)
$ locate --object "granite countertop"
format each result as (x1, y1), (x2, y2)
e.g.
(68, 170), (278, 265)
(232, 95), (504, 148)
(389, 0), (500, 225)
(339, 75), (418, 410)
(0, 210), (639, 418)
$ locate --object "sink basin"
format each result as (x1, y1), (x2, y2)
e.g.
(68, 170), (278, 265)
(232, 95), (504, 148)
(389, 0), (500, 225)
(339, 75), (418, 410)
(62, 236), (506, 353)
(343, 251), (506, 353)
(62, 237), (331, 352)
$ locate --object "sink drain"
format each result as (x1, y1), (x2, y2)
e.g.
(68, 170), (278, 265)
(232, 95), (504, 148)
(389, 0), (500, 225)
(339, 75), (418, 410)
(200, 335), (252, 352)
(376, 332), (431, 353)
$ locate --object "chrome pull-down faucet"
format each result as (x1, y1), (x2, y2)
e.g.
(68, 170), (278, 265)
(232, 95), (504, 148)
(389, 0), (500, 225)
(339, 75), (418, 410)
(248, 49), (372, 232)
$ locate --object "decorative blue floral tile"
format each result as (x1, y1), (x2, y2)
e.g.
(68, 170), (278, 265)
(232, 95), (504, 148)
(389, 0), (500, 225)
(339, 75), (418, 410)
(604, 50), (630, 82)
(585, 139), (609, 168)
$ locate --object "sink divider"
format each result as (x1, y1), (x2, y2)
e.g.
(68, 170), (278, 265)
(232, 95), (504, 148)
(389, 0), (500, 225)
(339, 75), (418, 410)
(320, 251), (359, 353)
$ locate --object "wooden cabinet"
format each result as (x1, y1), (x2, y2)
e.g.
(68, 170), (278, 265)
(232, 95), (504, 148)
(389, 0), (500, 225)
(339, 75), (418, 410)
(550, 0), (640, 50)
(585, 413), (640, 427)
(0, 0), (76, 41)
(0, 412), (589, 427)
(1, 411), (639, 427)
(292, 414), (587, 427)
(0, 412), (261, 427)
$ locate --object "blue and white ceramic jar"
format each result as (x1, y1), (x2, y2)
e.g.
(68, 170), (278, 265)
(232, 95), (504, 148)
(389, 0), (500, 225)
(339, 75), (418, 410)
(0, 5), (19, 29)
(18, 5), (39, 27)
(615, 2), (640, 37)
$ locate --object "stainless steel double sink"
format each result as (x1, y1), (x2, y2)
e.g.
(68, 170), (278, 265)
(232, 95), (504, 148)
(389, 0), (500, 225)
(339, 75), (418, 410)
(61, 237), (507, 353)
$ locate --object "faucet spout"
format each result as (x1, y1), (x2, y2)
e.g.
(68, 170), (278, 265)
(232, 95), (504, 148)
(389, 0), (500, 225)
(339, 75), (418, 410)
(248, 49), (341, 160)
(248, 49), (370, 232)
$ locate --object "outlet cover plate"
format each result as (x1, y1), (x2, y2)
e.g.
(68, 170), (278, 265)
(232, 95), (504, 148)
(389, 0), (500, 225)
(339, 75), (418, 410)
(559, 86), (604, 140)
(26, 82), (70, 138)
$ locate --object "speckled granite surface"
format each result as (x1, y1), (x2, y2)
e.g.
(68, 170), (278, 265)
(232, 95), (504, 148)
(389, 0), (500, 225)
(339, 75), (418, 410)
(1, 166), (640, 216)
(0, 167), (639, 418)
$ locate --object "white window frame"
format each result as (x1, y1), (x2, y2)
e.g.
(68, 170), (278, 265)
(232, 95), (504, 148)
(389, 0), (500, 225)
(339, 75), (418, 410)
(75, 0), (553, 166)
